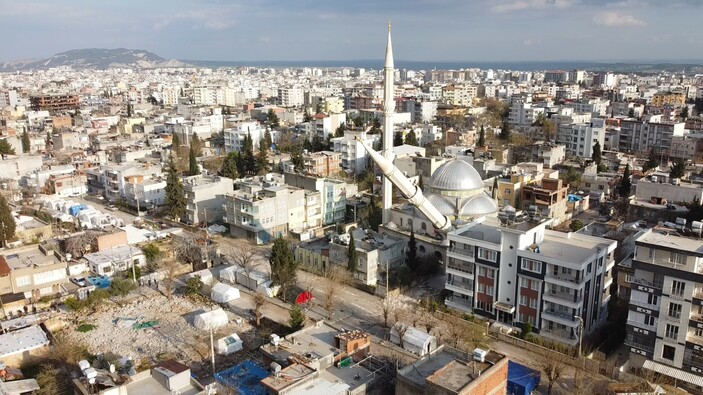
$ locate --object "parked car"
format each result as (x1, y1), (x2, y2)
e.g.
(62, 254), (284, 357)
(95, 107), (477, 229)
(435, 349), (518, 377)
(107, 205), (119, 211)
(71, 277), (87, 287)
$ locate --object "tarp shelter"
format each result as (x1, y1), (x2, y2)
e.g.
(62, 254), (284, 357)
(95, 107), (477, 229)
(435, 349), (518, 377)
(507, 360), (540, 395)
(295, 291), (313, 305)
(390, 325), (437, 357)
(216, 333), (243, 355)
(218, 266), (237, 284)
(188, 269), (214, 286)
(193, 308), (228, 330)
(257, 280), (279, 298)
(211, 282), (240, 303)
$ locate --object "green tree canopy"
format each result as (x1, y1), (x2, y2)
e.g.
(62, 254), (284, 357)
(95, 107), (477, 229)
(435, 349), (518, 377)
(269, 237), (298, 302)
(267, 109), (280, 128)
(164, 154), (186, 220)
(347, 231), (358, 273)
(289, 305), (306, 330)
(478, 125), (486, 148)
(335, 124), (346, 138)
(0, 194), (16, 247)
(404, 130), (418, 146)
(591, 140), (602, 165)
(243, 132), (256, 175)
(188, 146), (200, 176)
(670, 158), (686, 179)
(405, 229), (418, 272)
(619, 163), (632, 198)
(499, 121), (511, 141)
(643, 148), (659, 173)
(21, 130), (31, 153)
(393, 132), (404, 147)
(0, 139), (16, 156)
(221, 152), (240, 179)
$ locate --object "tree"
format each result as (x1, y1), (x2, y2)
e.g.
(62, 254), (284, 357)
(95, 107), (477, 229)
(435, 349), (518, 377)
(242, 132), (256, 175)
(303, 108), (313, 123)
(289, 305), (306, 330)
(477, 125), (486, 148)
(543, 119), (557, 141)
(380, 297), (395, 327)
(64, 230), (100, 259)
(35, 364), (60, 395)
(0, 139), (16, 156)
(262, 129), (273, 151)
(0, 195), (16, 247)
(347, 231), (358, 273)
(591, 140), (602, 165)
(619, 163), (632, 198)
(191, 133), (203, 157)
(267, 109), (280, 128)
(256, 143), (269, 175)
(368, 194), (382, 232)
(684, 200), (703, 224)
(499, 120), (511, 141)
(269, 237), (298, 302)
(405, 229), (418, 272)
(188, 146), (200, 176)
(393, 321), (410, 349)
(185, 276), (203, 296)
(370, 117), (382, 134)
(253, 292), (266, 326)
(628, 108), (635, 118)
(21, 130), (30, 153)
(109, 276), (137, 297)
(221, 152), (240, 179)
(393, 131), (403, 146)
(670, 158), (686, 179)
(569, 220), (584, 232)
(538, 351), (566, 395)
(164, 154), (186, 220)
(492, 177), (498, 199)
(315, 101), (324, 115)
(127, 102), (133, 117)
(160, 253), (181, 299)
(404, 129), (418, 146)
(171, 133), (181, 154)
(335, 123), (346, 138)
(290, 148), (304, 172)
(230, 245), (260, 290)
(643, 148), (659, 173)
(142, 243), (162, 270)
(681, 106), (689, 121)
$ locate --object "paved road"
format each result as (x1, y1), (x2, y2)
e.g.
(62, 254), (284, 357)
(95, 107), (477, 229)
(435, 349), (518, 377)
(66, 195), (140, 225)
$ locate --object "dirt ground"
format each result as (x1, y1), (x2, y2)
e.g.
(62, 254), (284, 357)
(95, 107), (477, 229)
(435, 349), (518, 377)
(63, 291), (256, 370)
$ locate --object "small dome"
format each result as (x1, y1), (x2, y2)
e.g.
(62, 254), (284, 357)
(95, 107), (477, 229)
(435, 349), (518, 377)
(460, 194), (498, 216)
(429, 160), (484, 192)
(427, 194), (456, 216)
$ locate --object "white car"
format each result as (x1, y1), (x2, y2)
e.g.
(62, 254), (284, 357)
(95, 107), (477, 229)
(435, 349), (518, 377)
(71, 277), (87, 287)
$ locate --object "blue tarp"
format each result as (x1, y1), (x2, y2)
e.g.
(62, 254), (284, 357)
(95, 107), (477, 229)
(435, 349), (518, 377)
(214, 361), (268, 395)
(507, 360), (540, 395)
(68, 205), (87, 216)
(567, 194), (583, 202)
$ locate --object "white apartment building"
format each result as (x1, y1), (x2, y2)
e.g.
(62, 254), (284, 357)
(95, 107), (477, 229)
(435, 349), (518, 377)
(403, 100), (438, 123)
(312, 113), (346, 140)
(328, 228), (405, 286)
(331, 130), (380, 175)
(283, 173), (358, 227)
(566, 98), (610, 117)
(182, 175), (234, 225)
(508, 97), (546, 127)
(617, 118), (686, 154)
(556, 118), (606, 158)
(445, 215), (616, 347)
(224, 182), (306, 245)
(224, 122), (267, 153)
(624, 230), (703, 391)
(278, 87), (305, 107)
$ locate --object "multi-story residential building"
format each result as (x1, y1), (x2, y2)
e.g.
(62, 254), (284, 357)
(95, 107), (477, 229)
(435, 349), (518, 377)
(182, 175), (234, 225)
(330, 129), (380, 175)
(48, 174), (88, 197)
(0, 245), (68, 305)
(508, 97), (546, 126)
(29, 94), (79, 112)
(520, 178), (569, 225)
(617, 117), (685, 154)
(403, 100), (438, 123)
(52, 131), (90, 150)
(327, 228), (405, 286)
(566, 98), (610, 117)
(544, 70), (568, 83)
(623, 229), (703, 391)
(311, 113), (346, 140)
(557, 118), (606, 158)
(301, 151), (341, 177)
(278, 87), (304, 107)
(224, 178), (306, 244)
(491, 162), (558, 208)
(283, 173), (358, 227)
(651, 92), (686, 108)
(441, 84), (477, 106)
(445, 215), (617, 346)
(223, 122), (267, 153)
(513, 141), (566, 169)
(670, 133), (703, 163)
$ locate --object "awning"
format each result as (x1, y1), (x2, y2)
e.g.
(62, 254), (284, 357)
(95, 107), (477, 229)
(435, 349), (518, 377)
(494, 301), (515, 314)
(642, 359), (703, 387)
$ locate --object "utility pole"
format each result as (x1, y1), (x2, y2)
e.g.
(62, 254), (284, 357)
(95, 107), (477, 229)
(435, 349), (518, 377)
(574, 315), (584, 369)
(210, 326), (215, 374)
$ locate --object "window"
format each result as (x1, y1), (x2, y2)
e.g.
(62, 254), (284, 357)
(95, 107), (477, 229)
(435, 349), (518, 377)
(668, 302), (682, 319)
(671, 280), (685, 297)
(670, 253), (685, 265)
(521, 259), (542, 273)
(478, 248), (497, 262)
(665, 324), (679, 340)
(644, 315), (655, 326)
(15, 275), (31, 287)
(520, 277), (529, 288)
(531, 280), (539, 291)
(647, 294), (658, 305)
(695, 328), (703, 337)
(478, 283), (486, 293)
(504, 189), (511, 195)
(529, 298), (538, 308)
(486, 285), (494, 296)
(520, 295), (527, 305)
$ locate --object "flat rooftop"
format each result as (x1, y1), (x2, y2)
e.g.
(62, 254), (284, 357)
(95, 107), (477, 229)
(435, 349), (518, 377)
(536, 232), (613, 262)
(1, 246), (57, 270)
(0, 325), (50, 359)
(261, 323), (339, 365)
(636, 230), (703, 255)
(457, 222), (502, 244)
(426, 360), (491, 392)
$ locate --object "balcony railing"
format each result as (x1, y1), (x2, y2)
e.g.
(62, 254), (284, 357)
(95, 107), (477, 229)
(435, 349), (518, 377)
(629, 299), (659, 310)
(545, 273), (582, 285)
(447, 263), (474, 275)
(544, 291), (583, 304)
(446, 280), (473, 292)
(449, 247), (475, 259)
(629, 277), (663, 289)
(627, 319), (656, 332)
(624, 339), (654, 354)
(543, 309), (576, 323)
(687, 334), (703, 346)
(664, 314), (681, 324)
(540, 327), (576, 340)
(690, 314), (703, 323)
(694, 289), (703, 299)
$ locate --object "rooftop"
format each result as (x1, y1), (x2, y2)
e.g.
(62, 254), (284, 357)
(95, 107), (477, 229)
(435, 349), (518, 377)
(536, 231), (614, 262)
(635, 229), (703, 256)
(0, 325), (50, 359)
(260, 322), (339, 366)
(1, 245), (58, 271)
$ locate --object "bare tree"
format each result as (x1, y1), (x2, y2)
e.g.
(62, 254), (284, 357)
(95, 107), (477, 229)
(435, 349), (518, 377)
(419, 311), (436, 333)
(380, 297), (394, 328)
(538, 350), (567, 395)
(393, 321), (410, 349)
(253, 292), (266, 327)
(229, 245), (260, 290)
(63, 230), (100, 258)
(172, 232), (206, 270)
(320, 265), (350, 321)
(446, 319), (464, 349)
(159, 254), (180, 299)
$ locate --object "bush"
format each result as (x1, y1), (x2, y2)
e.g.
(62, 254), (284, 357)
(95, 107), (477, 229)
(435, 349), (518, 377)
(185, 276), (203, 297)
(76, 324), (96, 332)
(109, 277), (137, 297)
(64, 297), (83, 311)
(288, 305), (306, 331)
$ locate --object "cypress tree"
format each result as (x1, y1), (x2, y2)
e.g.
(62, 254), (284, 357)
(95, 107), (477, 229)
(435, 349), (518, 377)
(243, 133), (255, 175)
(188, 146), (200, 176)
(0, 194), (16, 247)
(478, 125), (486, 148)
(406, 229), (418, 271)
(404, 130), (418, 146)
(21, 130), (31, 153)
(164, 154), (186, 220)
(172, 133), (181, 153)
(620, 163), (632, 198)
(269, 237), (298, 302)
(221, 152), (239, 179)
(393, 132), (404, 146)
(499, 120), (511, 141)
(591, 141), (602, 165)
(347, 232), (358, 273)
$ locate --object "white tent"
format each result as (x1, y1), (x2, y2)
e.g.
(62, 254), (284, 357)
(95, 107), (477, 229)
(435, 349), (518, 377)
(257, 280), (280, 298)
(390, 325), (437, 356)
(188, 269), (214, 286)
(216, 333), (243, 355)
(193, 308), (228, 330)
(211, 282), (240, 303)
(218, 266), (238, 284)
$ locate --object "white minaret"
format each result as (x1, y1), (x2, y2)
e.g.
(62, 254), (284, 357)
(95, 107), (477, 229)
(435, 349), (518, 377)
(381, 21), (395, 224)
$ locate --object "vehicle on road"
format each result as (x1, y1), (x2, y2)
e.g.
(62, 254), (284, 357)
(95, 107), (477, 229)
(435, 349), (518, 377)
(71, 277), (87, 287)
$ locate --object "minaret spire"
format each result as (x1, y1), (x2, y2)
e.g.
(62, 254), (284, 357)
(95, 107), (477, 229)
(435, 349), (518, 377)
(381, 21), (395, 225)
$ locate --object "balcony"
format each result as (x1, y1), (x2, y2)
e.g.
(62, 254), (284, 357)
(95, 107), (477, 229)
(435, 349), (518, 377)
(448, 247), (475, 260)
(542, 310), (578, 326)
(624, 339), (654, 354)
(445, 296), (473, 312)
(629, 299), (659, 311)
(446, 262), (474, 276)
(627, 319), (656, 333)
(544, 290), (583, 305)
(695, 289), (703, 300)
(545, 273), (582, 287)
(687, 333), (703, 346)
(690, 314), (703, 324)
(629, 277), (663, 290)
(664, 314), (681, 324)
(445, 280), (474, 294)
(540, 327), (578, 346)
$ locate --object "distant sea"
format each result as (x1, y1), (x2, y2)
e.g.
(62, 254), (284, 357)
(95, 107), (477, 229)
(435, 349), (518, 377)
(182, 59), (703, 72)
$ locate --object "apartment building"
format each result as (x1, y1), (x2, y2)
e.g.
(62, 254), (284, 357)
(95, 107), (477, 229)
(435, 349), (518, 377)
(328, 228), (405, 286)
(617, 117), (685, 154)
(278, 87), (304, 107)
(223, 122), (267, 153)
(29, 94), (79, 112)
(311, 113), (346, 140)
(0, 245), (68, 305)
(651, 92), (686, 108)
(283, 173), (358, 227)
(182, 175), (234, 225)
(330, 129), (380, 175)
(557, 118), (606, 158)
(403, 100), (438, 123)
(670, 133), (703, 163)
(224, 181), (306, 244)
(623, 230), (703, 391)
(445, 215), (616, 346)
(301, 151), (341, 177)
(520, 178), (569, 225)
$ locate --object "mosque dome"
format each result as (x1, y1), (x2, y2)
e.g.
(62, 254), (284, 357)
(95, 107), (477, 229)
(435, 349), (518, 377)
(460, 194), (499, 217)
(426, 194), (456, 217)
(429, 160), (485, 192)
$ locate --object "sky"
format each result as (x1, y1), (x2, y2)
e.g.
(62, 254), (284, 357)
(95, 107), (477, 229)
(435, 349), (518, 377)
(1, 0), (702, 62)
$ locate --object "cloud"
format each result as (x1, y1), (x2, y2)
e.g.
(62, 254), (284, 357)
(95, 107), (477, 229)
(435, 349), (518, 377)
(491, 0), (575, 13)
(593, 11), (645, 26)
(153, 7), (239, 31)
